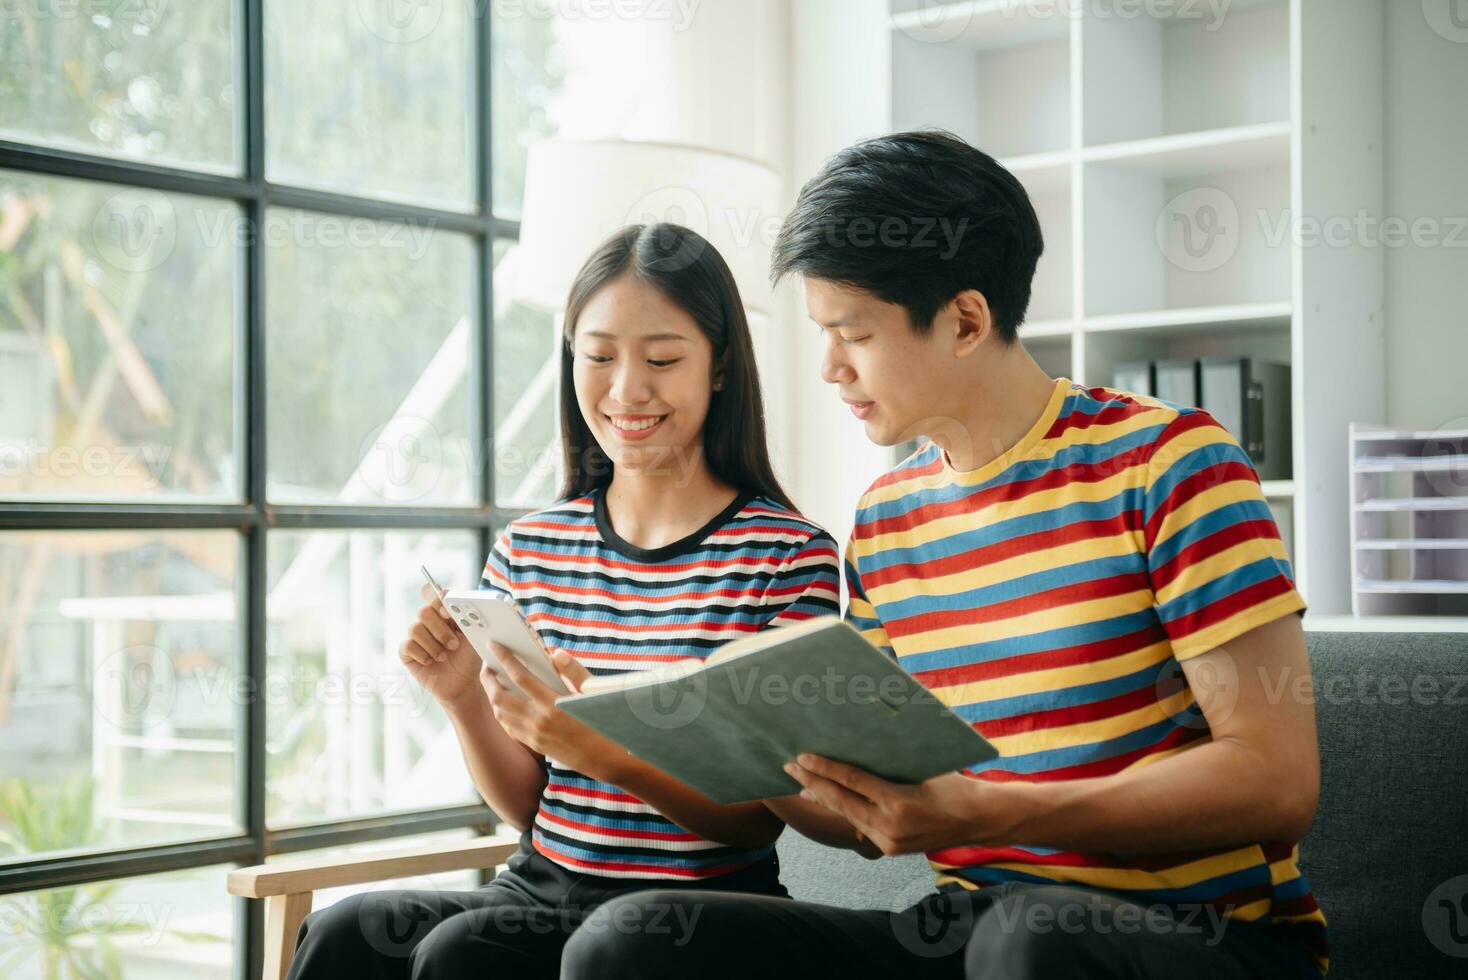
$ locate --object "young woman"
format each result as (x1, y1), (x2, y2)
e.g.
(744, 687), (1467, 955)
(286, 223), (840, 980)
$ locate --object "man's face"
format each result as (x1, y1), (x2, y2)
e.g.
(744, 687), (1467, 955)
(804, 278), (954, 448)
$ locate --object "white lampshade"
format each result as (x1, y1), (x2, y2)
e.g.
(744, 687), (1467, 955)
(514, 139), (783, 316)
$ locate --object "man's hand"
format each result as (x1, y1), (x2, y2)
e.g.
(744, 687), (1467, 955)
(783, 756), (1021, 857)
(783, 614), (1322, 859)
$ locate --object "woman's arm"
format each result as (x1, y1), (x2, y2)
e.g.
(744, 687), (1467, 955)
(594, 749), (785, 851)
(443, 693), (548, 832)
(482, 648), (783, 851)
(402, 591), (547, 831)
(764, 794), (882, 858)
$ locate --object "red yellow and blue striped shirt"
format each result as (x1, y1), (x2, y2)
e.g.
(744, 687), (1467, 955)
(844, 379), (1328, 971)
(482, 487), (840, 880)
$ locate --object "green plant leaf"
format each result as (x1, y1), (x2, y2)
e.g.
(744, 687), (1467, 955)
(95, 936), (124, 979)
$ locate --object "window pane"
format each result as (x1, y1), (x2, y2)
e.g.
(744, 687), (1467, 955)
(266, 530), (479, 826)
(491, 6), (565, 218)
(492, 240), (560, 509)
(0, 864), (235, 979)
(265, 209), (475, 505)
(0, 2), (239, 173)
(265, 2), (475, 211)
(0, 531), (242, 863)
(0, 172), (241, 501)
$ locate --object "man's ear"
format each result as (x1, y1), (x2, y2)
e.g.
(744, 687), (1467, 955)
(951, 289), (994, 357)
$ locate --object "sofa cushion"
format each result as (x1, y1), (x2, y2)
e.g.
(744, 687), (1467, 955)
(776, 835), (931, 912)
(1299, 630), (1468, 979)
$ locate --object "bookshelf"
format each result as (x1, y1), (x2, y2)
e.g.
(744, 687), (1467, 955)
(880, 0), (1387, 615)
(1350, 425), (1468, 616)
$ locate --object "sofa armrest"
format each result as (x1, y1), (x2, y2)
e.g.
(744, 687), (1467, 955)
(227, 833), (521, 980)
(227, 833), (521, 898)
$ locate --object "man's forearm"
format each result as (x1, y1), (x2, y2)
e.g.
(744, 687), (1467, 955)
(995, 736), (1315, 854)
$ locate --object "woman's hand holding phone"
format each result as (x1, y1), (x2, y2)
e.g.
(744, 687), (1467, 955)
(480, 641), (625, 778)
(409, 566), (604, 767)
(400, 583), (486, 711)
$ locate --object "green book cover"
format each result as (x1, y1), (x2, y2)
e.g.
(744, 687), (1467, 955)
(557, 616), (998, 805)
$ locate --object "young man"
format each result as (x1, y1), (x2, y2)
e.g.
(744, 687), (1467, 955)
(560, 131), (1327, 978)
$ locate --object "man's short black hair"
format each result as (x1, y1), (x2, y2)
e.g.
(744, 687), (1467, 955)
(771, 130), (1043, 343)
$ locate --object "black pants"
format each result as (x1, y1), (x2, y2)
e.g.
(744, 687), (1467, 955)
(560, 881), (1324, 980)
(285, 838), (787, 980)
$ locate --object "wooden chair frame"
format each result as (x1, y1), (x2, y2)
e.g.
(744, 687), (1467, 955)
(227, 833), (521, 980)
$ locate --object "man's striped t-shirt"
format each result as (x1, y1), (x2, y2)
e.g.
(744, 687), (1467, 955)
(481, 486), (840, 880)
(844, 379), (1328, 971)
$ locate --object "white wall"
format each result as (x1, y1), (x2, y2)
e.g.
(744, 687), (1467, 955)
(782, 0), (897, 548)
(543, 0), (806, 501)
(537, 1), (936, 548)
(548, 0), (789, 165)
(1382, 4), (1468, 430)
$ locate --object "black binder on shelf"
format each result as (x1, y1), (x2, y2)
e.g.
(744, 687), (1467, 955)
(1198, 357), (1292, 481)
(1153, 359), (1200, 407)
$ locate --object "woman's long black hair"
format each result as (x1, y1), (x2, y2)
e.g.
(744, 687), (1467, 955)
(556, 222), (796, 512)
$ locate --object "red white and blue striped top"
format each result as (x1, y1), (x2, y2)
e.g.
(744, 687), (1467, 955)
(481, 487), (840, 880)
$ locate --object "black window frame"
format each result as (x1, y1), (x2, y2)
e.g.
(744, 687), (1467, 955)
(0, 4), (535, 976)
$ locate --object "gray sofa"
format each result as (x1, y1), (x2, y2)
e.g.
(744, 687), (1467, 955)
(776, 630), (1468, 978)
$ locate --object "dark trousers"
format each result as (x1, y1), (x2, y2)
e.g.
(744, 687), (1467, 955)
(285, 840), (786, 980)
(560, 881), (1324, 980)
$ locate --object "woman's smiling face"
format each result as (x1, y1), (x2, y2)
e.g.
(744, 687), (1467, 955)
(570, 273), (720, 477)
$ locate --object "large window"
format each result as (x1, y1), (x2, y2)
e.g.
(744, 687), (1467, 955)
(0, 3), (564, 975)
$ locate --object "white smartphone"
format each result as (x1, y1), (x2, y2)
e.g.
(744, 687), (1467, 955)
(421, 567), (569, 697)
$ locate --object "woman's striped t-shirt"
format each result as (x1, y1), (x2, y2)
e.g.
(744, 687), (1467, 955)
(845, 379), (1329, 972)
(480, 487), (840, 880)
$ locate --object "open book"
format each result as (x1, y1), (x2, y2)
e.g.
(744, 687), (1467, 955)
(557, 616), (998, 804)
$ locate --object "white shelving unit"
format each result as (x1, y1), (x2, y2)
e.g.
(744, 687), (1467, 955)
(882, 0), (1387, 614)
(1350, 424), (1468, 616)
